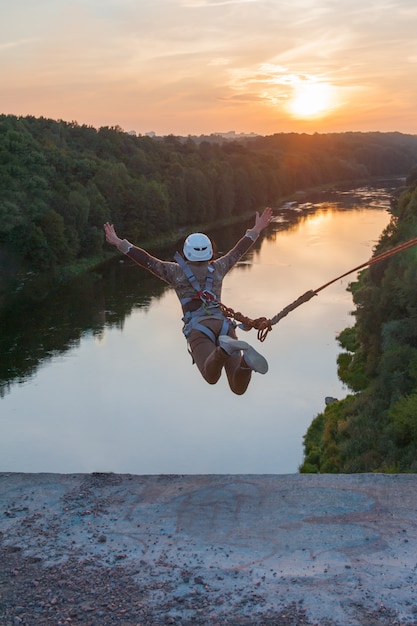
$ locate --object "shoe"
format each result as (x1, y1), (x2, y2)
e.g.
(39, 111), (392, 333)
(218, 335), (268, 374)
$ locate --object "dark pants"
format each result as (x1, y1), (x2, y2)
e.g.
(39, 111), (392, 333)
(188, 318), (252, 396)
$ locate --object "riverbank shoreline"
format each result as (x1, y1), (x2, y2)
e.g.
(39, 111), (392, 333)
(3, 175), (398, 293)
(1, 472), (416, 625)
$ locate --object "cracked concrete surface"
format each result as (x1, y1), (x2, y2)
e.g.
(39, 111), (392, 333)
(1, 473), (417, 625)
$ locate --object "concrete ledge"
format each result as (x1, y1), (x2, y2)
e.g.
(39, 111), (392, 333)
(1, 473), (417, 625)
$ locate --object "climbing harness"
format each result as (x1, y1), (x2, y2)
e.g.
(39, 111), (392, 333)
(216, 235), (417, 342)
(126, 234), (417, 345)
(173, 252), (232, 343)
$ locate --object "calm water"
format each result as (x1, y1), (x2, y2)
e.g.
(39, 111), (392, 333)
(0, 182), (402, 474)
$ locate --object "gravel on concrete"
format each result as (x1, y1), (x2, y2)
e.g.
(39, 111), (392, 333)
(1, 472), (417, 625)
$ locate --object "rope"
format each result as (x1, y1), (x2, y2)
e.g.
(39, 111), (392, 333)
(125, 234), (417, 343)
(220, 235), (417, 342)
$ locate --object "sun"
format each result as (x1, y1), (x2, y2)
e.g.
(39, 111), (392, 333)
(287, 81), (334, 119)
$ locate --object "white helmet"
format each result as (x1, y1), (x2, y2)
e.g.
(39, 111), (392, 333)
(183, 233), (213, 261)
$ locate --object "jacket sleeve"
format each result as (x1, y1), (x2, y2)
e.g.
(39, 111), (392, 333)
(215, 228), (259, 273)
(117, 240), (177, 285)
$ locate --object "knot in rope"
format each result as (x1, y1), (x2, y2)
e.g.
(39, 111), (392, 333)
(219, 303), (273, 341)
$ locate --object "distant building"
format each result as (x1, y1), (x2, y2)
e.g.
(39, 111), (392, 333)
(140, 130), (259, 143)
(211, 131), (259, 140)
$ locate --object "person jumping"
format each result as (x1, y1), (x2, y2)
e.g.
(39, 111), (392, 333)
(104, 207), (272, 395)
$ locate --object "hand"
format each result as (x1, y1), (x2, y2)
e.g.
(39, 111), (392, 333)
(103, 222), (122, 247)
(254, 207), (273, 234)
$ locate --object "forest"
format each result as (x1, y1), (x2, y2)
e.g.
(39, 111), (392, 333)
(300, 167), (417, 473)
(3, 114), (417, 469)
(2, 113), (417, 277)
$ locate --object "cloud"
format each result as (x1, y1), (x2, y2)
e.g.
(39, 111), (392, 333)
(0, 39), (36, 51)
(2, 0), (417, 135)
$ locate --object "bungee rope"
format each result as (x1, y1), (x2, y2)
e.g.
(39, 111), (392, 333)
(219, 235), (417, 342)
(125, 235), (417, 343)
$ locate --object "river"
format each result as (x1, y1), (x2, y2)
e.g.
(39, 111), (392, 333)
(0, 180), (403, 474)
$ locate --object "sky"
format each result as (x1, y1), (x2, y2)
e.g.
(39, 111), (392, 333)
(1, 0), (417, 137)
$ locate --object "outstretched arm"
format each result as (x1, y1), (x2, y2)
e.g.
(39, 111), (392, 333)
(252, 207), (273, 236)
(103, 222), (171, 280)
(103, 222), (123, 247)
(243, 207), (273, 242)
(217, 207), (274, 270)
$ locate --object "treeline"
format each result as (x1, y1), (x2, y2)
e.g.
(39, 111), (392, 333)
(2, 113), (417, 272)
(300, 167), (417, 473)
